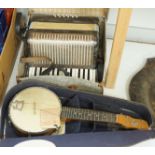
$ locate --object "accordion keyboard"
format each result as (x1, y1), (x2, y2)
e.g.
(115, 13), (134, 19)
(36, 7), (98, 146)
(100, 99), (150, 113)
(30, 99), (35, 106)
(28, 67), (96, 82)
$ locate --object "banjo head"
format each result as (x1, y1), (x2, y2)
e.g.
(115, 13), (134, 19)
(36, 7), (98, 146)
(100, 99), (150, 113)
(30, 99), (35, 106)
(8, 87), (61, 135)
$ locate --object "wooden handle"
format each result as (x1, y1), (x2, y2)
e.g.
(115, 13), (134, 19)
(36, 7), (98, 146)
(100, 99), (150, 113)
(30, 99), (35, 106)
(105, 9), (132, 88)
(116, 114), (149, 130)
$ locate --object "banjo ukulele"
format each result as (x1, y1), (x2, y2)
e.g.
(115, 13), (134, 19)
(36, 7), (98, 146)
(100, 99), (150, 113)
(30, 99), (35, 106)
(8, 87), (149, 135)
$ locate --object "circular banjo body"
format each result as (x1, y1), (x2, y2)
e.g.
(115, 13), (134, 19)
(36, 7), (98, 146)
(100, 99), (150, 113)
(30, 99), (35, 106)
(9, 87), (62, 135)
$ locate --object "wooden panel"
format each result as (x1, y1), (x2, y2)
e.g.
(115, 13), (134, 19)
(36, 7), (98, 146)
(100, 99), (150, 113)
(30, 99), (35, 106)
(0, 9), (17, 103)
(0, 67), (4, 100)
(105, 8), (132, 88)
(29, 8), (109, 18)
(30, 22), (98, 31)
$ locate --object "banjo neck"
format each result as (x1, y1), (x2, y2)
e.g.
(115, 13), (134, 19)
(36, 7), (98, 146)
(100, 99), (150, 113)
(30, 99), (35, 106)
(61, 106), (149, 130)
(61, 106), (116, 123)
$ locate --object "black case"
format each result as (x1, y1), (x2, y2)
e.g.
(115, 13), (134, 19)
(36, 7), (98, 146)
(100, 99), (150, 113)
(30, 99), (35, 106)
(0, 80), (154, 147)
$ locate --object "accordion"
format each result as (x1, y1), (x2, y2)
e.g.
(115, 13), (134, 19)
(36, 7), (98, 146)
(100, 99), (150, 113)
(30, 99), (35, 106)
(16, 9), (107, 94)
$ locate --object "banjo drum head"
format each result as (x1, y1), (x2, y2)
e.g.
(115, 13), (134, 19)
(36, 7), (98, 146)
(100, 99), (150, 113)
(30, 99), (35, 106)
(8, 87), (61, 135)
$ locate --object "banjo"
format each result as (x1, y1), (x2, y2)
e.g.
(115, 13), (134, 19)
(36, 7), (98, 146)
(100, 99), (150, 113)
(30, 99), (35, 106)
(8, 87), (149, 135)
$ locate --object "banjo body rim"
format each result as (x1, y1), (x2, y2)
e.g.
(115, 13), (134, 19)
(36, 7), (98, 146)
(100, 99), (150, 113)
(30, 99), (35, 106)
(8, 86), (62, 135)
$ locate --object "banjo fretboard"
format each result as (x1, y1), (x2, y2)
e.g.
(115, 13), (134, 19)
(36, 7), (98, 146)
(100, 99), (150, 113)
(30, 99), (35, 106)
(61, 106), (116, 123)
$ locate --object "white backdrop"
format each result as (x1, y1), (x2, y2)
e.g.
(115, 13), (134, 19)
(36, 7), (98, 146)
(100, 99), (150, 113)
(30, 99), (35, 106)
(107, 8), (155, 43)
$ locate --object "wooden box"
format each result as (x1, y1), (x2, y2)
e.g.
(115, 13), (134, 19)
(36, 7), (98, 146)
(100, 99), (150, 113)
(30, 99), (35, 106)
(0, 9), (18, 102)
(0, 8), (132, 103)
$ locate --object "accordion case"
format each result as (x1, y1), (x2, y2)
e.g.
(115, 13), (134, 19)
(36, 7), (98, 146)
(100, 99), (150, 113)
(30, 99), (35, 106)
(0, 9), (154, 147)
(15, 8), (108, 95)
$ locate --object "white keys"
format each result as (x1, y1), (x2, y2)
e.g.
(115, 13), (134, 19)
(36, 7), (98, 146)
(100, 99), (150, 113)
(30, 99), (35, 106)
(34, 67), (37, 76)
(59, 70), (65, 76)
(29, 67), (35, 77)
(72, 69), (78, 78)
(50, 69), (54, 75)
(36, 67), (40, 76)
(42, 67), (47, 72)
(89, 69), (96, 82)
(67, 68), (71, 76)
(84, 69), (88, 80)
(54, 68), (58, 75)
(67, 68), (70, 72)
(80, 69), (83, 79)
(39, 67), (47, 75)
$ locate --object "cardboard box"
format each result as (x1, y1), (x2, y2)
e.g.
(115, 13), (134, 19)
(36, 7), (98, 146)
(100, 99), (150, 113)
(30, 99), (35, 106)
(0, 9), (17, 102)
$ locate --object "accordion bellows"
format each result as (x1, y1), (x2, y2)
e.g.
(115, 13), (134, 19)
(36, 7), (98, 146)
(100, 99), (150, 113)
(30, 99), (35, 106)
(28, 31), (97, 68)
(27, 16), (99, 68)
